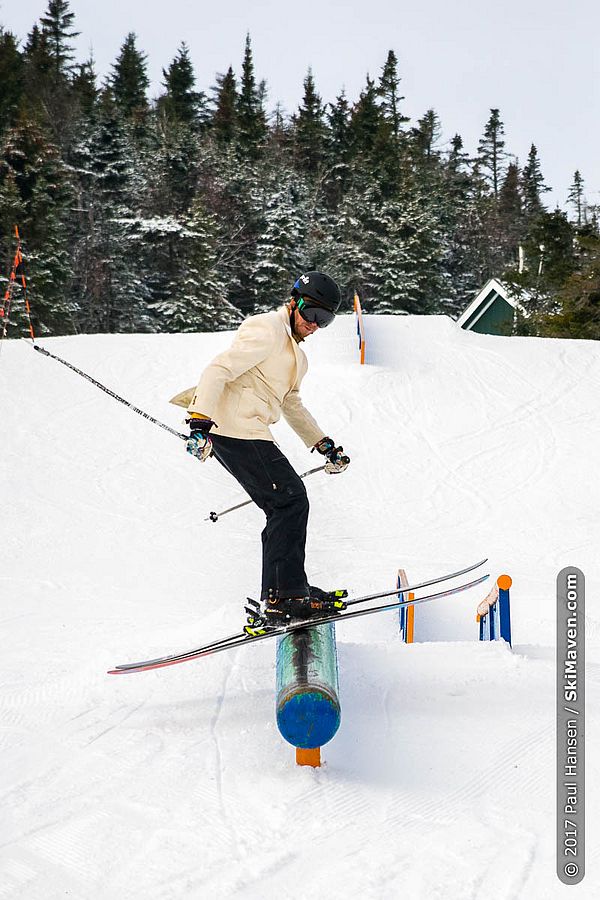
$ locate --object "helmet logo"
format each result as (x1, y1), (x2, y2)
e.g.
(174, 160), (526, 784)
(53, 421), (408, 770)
(300, 274), (310, 284)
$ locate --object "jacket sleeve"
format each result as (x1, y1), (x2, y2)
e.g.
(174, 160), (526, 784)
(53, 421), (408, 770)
(186, 317), (276, 420)
(281, 389), (327, 448)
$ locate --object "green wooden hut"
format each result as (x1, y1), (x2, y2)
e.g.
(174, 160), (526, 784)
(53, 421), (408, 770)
(457, 279), (518, 336)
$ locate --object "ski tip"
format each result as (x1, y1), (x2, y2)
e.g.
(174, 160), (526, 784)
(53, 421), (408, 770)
(107, 665), (148, 675)
(107, 664), (148, 675)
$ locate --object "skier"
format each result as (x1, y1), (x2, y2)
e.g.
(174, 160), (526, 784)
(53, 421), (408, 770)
(170, 272), (350, 625)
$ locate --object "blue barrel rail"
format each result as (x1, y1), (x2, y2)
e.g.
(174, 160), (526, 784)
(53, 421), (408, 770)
(276, 623), (341, 763)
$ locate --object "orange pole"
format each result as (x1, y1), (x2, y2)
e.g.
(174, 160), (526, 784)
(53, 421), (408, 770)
(354, 292), (366, 364)
(406, 592), (415, 643)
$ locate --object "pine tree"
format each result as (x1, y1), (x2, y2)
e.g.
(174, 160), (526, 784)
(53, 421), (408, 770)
(236, 34), (266, 156)
(293, 69), (327, 173)
(269, 102), (291, 152)
(39, 0), (79, 80)
(377, 50), (409, 140)
(323, 91), (352, 206)
(447, 134), (470, 185)
(520, 144), (549, 217)
(568, 170), (585, 227)
(111, 33), (149, 121)
(477, 108), (507, 199)
(440, 135), (484, 313)
(412, 109), (442, 162)
(0, 119), (75, 333)
(326, 174), (442, 314)
(498, 162), (524, 261)
(22, 22), (57, 86)
(211, 67), (237, 143)
(70, 89), (149, 332)
(0, 30), (24, 135)
(408, 109), (443, 190)
(160, 43), (207, 128)
(327, 91), (351, 163)
(348, 75), (381, 158)
(147, 119), (200, 217)
(248, 165), (310, 306)
(538, 232), (600, 339)
(21, 25), (55, 122)
(143, 197), (241, 332)
(71, 57), (98, 118)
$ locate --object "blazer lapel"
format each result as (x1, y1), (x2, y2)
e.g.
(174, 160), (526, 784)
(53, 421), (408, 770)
(278, 305), (303, 386)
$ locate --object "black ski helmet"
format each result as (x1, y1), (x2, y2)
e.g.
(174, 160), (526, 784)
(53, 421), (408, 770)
(291, 271), (342, 313)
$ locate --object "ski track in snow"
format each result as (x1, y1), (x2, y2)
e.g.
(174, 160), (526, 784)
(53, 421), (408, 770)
(1, 316), (599, 898)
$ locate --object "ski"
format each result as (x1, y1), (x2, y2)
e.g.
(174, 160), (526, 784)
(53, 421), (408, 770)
(110, 557), (486, 673)
(108, 569), (489, 675)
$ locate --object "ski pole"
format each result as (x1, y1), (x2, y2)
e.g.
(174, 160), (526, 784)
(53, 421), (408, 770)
(205, 464), (326, 522)
(29, 341), (326, 520)
(29, 343), (187, 440)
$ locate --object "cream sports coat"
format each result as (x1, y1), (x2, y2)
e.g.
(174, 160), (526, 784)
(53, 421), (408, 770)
(169, 306), (327, 447)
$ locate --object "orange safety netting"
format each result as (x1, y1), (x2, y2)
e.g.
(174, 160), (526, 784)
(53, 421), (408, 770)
(1, 226), (36, 342)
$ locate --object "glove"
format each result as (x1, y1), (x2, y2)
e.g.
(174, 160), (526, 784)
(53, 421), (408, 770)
(312, 436), (350, 474)
(186, 417), (214, 462)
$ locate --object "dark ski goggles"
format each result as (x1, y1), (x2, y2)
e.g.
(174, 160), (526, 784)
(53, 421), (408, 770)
(296, 296), (336, 328)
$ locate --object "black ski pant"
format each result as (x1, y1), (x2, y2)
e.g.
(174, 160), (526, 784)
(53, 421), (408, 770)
(210, 434), (310, 600)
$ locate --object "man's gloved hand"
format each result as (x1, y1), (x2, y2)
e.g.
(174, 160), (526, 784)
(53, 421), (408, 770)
(312, 436), (350, 474)
(186, 417), (214, 462)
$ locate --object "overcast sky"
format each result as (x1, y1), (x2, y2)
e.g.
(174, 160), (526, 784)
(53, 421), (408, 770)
(2, 0), (598, 210)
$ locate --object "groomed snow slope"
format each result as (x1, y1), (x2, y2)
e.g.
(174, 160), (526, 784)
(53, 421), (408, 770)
(1, 314), (599, 899)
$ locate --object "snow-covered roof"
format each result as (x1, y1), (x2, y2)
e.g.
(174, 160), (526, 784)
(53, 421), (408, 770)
(456, 278), (518, 330)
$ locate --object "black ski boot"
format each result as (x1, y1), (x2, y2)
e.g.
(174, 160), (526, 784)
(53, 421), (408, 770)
(243, 589), (349, 634)
(263, 591), (348, 625)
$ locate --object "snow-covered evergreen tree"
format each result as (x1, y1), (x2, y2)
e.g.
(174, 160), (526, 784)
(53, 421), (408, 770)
(111, 33), (149, 124)
(39, 0), (79, 80)
(0, 29), (24, 134)
(293, 70), (327, 174)
(236, 34), (267, 157)
(568, 170), (585, 227)
(211, 67), (238, 144)
(477, 108), (507, 199)
(0, 118), (75, 334)
(147, 198), (242, 332)
(377, 50), (409, 142)
(248, 166), (311, 309)
(159, 43), (208, 130)
(520, 144), (550, 217)
(70, 90), (150, 332)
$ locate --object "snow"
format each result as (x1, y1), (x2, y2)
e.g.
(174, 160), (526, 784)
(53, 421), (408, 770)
(1, 314), (599, 898)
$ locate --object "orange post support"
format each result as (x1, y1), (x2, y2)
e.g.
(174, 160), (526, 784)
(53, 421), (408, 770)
(296, 747), (321, 767)
(406, 592), (415, 643)
(353, 292), (366, 364)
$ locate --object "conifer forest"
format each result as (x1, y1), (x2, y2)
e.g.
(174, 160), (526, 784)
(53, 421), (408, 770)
(1, 1), (599, 339)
